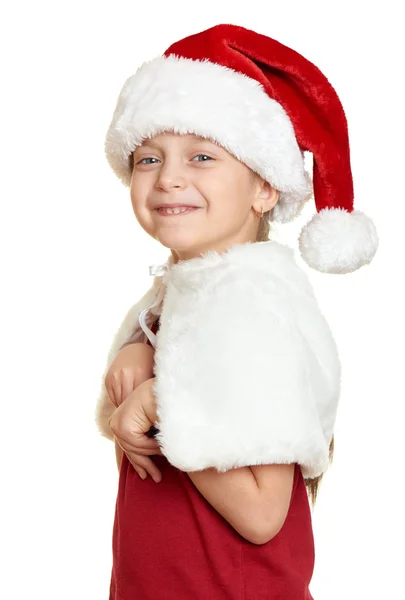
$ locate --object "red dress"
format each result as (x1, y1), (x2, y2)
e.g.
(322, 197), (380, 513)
(109, 320), (315, 600)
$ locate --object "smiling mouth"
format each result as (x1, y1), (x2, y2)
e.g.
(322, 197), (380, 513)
(155, 207), (201, 216)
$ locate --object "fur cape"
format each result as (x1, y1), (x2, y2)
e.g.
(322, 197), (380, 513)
(95, 240), (341, 479)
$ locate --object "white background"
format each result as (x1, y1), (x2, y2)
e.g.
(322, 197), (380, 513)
(1, 1), (403, 598)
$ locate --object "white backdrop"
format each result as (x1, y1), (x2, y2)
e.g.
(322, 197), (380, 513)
(1, 1), (403, 598)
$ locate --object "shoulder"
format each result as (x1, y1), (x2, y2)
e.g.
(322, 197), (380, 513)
(188, 260), (309, 342)
(187, 245), (316, 316)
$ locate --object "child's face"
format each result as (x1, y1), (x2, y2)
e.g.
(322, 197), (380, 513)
(129, 132), (278, 260)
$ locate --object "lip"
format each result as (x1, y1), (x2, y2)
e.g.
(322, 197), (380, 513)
(155, 204), (199, 209)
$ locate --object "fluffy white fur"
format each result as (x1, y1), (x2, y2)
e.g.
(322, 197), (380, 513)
(299, 207), (379, 274)
(104, 54), (313, 223)
(95, 240), (341, 479)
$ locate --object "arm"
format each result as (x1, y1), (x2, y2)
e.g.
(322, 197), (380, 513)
(187, 462), (295, 545)
(119, 367), (296, 543)
(140, 372), (296, 541)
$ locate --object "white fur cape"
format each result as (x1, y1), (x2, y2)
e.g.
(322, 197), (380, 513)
(95, 240), (341, 479)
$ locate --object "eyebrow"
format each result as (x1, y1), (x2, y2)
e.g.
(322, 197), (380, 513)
(138, 135), (214, 150)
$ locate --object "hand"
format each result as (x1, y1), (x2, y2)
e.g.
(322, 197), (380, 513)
(109, 377), (164, 482)
(105, 343), (155, 408)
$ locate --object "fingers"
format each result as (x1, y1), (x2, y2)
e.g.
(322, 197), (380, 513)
(112, 375), (124, 408)
(116, 435), (163, 481)
(133, 465), (148, 480)
(122, 437), (162, 456)
(111, 415), (156, 450)
(106, 379), (119, 408)
(108, 371), (132, 408)
(112, 423), (162, 456)
(121, 369), (135, 405)
(127, 453), (162, 483)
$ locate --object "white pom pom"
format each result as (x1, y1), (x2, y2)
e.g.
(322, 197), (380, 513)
(298, 207), (379, 274)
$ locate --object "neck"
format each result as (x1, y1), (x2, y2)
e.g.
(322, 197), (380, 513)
(170, 233), (262, 264)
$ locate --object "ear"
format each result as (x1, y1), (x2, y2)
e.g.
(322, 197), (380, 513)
(253, 180), (280, 214)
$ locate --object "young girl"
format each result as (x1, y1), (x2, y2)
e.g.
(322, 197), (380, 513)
(95, 24), (379, 599)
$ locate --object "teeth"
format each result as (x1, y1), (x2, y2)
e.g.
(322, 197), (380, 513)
(159, 207), (191, 214)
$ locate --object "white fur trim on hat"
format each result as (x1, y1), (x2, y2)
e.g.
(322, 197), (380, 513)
(105, 54), (313, 223)
(298, 207), (379, 274)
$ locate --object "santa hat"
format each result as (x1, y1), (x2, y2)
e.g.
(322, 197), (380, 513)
(105, 24), (379, 274)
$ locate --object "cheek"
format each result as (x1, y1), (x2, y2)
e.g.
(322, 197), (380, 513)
(208, 171), (252, 213)
(130, 181), (148, 215)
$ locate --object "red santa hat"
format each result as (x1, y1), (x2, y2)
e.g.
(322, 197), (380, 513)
(105, 23), (379, 274)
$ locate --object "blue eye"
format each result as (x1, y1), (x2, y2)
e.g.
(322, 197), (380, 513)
(138, 157), (158, 165)
(192, 154), (212, 162)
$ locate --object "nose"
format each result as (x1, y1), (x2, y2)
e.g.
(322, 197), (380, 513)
(155, 160), (187, 192)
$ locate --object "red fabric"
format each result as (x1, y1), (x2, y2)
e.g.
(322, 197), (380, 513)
(109, 454), (315, 599)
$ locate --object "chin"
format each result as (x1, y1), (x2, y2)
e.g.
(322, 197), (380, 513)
(156, 231), (200, 251)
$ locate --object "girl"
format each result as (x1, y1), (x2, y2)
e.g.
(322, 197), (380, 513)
(95, 24), (378, 599)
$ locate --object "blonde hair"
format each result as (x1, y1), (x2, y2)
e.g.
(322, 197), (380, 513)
(129, 151), (333, 508)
